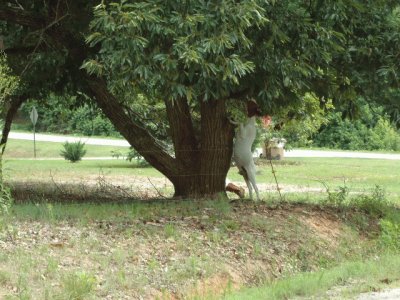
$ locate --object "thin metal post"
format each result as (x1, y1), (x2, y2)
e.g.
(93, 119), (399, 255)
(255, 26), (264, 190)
(33, 125), (36, 158)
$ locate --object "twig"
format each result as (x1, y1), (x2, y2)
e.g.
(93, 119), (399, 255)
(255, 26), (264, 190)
(49, 170), (66, 195)
(269, 159), (283, 201)
(147, 177), (167, 199)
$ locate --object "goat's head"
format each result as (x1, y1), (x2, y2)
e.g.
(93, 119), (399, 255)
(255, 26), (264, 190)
(247, 100), (262, 118)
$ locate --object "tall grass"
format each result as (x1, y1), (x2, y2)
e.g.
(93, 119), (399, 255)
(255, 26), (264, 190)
(225, 252), (400, 300)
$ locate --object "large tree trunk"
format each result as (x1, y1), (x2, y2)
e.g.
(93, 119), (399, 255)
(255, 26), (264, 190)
(162, 99), (234, 198)
(87, 76), (234, 198)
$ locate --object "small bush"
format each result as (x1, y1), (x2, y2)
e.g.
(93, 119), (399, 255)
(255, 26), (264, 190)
(60, 141), (87, 163)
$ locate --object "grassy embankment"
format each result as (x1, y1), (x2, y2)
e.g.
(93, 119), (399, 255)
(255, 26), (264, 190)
(1, 139), (399, 299)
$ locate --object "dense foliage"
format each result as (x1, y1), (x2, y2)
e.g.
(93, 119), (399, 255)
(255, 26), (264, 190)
(1, 0), (400, 196)
(18, 95), (119, 137)
(314, 113), (400, 151)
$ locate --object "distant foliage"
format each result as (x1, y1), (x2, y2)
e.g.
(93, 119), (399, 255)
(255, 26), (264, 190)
(68, 104), (118, 137)
(20, 95), (120, 137)
(60, 141), (87, 163)
(314, 101), (400, 151)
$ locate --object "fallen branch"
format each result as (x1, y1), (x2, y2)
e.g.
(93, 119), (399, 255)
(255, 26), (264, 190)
(147, 177), (167, 199)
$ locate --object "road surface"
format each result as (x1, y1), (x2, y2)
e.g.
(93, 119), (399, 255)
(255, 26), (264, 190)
(8, 131), (400, 160)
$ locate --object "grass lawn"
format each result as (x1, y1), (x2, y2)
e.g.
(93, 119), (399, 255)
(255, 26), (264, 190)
(4, 157), (400, 202)
(4, 139), (129, 158)
(2, 145), (400, 298)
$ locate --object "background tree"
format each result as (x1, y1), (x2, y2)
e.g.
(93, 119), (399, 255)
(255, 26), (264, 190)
(0, 0), (399, 198)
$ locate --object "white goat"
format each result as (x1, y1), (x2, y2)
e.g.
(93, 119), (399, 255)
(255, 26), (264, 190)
(231, 100), (261, 200)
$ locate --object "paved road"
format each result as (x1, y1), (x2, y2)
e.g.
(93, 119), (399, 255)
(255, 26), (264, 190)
(9, 131), (130, 147)
(9, 131), (400, 160)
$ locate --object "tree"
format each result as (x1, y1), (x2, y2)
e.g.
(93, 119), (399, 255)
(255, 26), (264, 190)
(0, 0), (399, 198)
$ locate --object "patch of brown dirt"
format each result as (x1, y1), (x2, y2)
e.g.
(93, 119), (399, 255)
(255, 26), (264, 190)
(299, 210), (342, 246)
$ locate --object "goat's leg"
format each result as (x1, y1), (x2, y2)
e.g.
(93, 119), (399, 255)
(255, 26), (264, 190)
(242, 165), (260, 201)
(244, 177), (253, 199)
(247, 172), (260, 201)
(240, 167), (253, 200)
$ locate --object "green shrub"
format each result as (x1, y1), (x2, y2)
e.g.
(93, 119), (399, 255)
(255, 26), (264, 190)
(68, 104), (118, 137)
(314, 113), (370, 150)
(379, 213), (400, 251)
(60, 141), (87, 163)
(369, 117), (400, 151)
(314, 105), (400, 151)
(20, 96), (120, 137)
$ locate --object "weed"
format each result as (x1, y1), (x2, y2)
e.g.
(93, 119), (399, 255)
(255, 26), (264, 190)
(206, 199), (232, 217)
(164, 223), (178, 239)
(250, 216), (274, 233)
(168, 256), (211, 282)
(207, 229), (226, 244)
(0, 270), (11, 286)
(351, 185), (389, 216)
(45, 257), (59, 278)
(61, 271), (96, 300)
(0, 181), (15, 239)
(147, 258), (160, 272)
(60, 141), (87, 163)
(321, 181), (349, 207)
(0, 181), (13, 215)
(16, 275), (31, 300)
(220, 219), (240, 231)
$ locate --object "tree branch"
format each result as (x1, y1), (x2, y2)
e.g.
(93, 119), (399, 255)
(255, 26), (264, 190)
(165, 97), (199, 167)
(1, 95), (28, 154)
(0, 4), (46, 29)
(86, 75), (184, 178)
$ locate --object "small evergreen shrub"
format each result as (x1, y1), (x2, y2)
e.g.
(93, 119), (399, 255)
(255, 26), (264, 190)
(60, 141), (87, 162)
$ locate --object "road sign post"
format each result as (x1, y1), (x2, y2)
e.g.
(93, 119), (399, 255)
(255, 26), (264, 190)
(30, 107), (38, 158)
